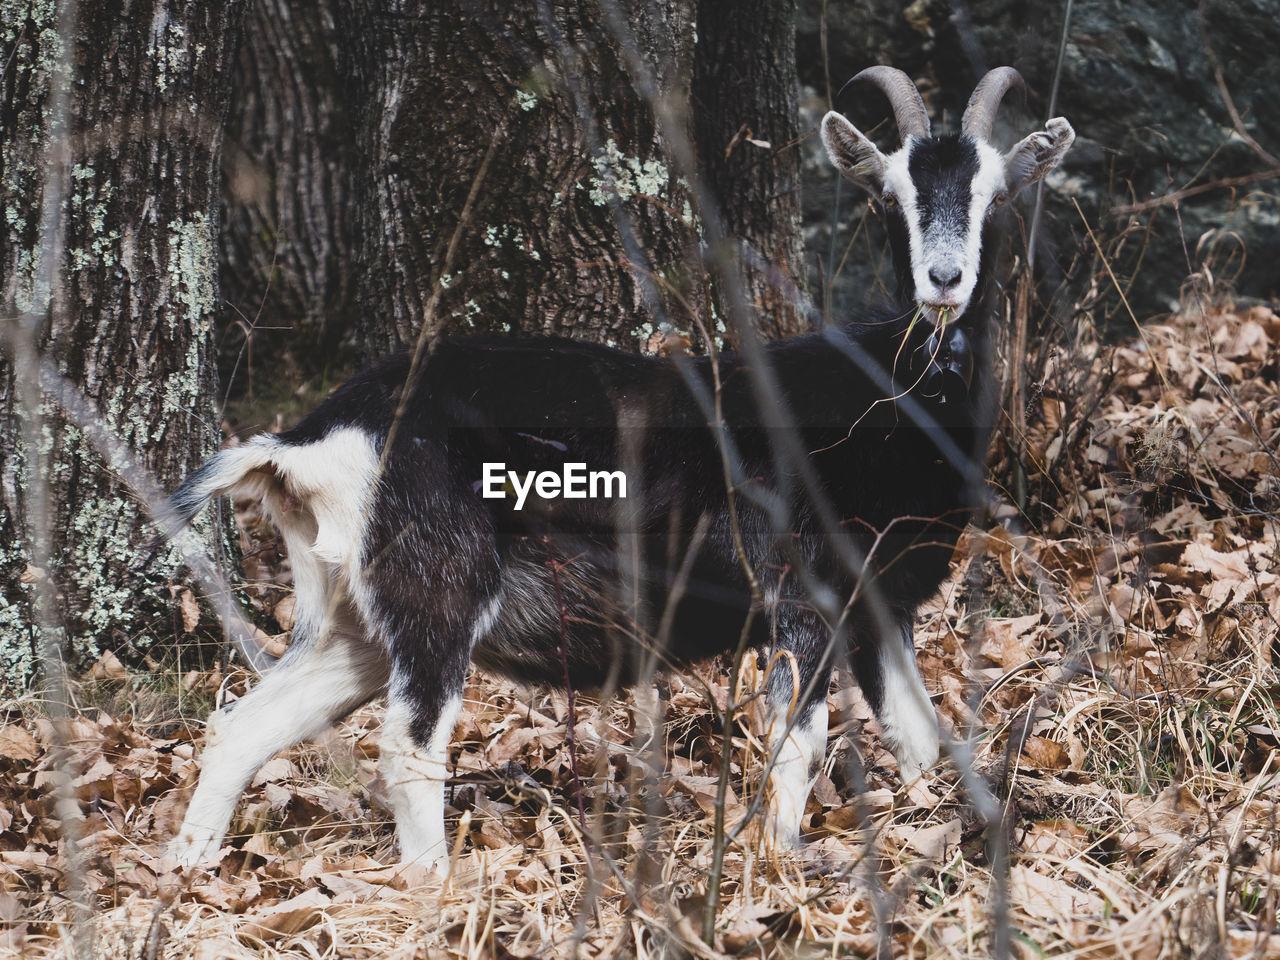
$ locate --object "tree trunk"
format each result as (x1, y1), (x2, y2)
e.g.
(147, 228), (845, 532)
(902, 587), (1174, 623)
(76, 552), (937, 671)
(338, 0), (712, 357)
(219, 0), (357, 401)
(693, 0), (807, 338)
(0, 0), (245, 689)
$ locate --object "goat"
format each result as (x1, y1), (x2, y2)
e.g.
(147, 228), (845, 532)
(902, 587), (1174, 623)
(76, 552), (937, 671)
(165, 67), (1073, 873)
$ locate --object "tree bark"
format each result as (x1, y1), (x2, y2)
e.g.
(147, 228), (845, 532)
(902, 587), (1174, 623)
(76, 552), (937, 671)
(0, 0), (806, 688)
(0, 0), (245, 689)
(694, 0), (807, 338)
(338, 0), (708, 357)
(219, 0), (357, 397)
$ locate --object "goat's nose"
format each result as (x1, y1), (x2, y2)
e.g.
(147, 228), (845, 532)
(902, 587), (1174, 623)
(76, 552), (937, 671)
(928, 267), (962, 290)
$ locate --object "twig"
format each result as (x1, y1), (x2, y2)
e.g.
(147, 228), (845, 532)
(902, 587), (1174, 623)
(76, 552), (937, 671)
(1073, 198), (1172, 394)
(703, 608), (757, 945)
(377, 117), (505, 476)
(1016, 0), (1074, 515)
(36, 361), (266, 670)
(1198, 9), (1278, 169)
(1109, 167), (1280, 216)
(546, 550), (591, 842)
(1026, 0), (1074, 275)
(217, 240), (282, 422)
(7, 0), (94, 954)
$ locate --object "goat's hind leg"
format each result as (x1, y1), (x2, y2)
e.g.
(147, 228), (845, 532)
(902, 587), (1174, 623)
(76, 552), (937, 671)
(378, 673), (465, 874)
(374, 592), (484, 873)
(372, 578), (491, 873)
(358, 445), (501, 874)
(170, 610), (389, 866)
(364, 572), (491, 873)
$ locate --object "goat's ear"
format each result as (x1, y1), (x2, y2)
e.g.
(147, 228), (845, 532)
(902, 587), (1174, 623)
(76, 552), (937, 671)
(821, 111), (887, 196)
(1004, 116), (1075, 195)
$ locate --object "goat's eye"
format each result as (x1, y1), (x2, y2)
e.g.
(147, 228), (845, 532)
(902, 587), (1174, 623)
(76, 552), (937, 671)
(881, 194), (897, 210)
(992, 192), (1008, 207)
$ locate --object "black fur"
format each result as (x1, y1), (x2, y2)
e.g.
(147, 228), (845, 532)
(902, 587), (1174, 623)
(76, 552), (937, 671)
(909, 136), (980, 240)
(268, 296), (994, 741)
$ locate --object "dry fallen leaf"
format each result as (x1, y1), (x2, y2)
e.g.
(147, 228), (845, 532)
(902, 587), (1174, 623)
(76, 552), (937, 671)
(890, 817), (961, 859)
(0, 724), (39, 763)
(981, 614), (1042, 667)
(1021, 735), (1069, 771)
(273, 594), (297, 631)
(169, 585), (201, 634)
(1008, 863), (1106, 917)
(239, 887), (332, 941)
(89, 650), (127, 680)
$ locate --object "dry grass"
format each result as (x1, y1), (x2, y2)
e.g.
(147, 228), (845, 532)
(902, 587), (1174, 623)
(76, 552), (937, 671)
(3, 301), (1280, 958)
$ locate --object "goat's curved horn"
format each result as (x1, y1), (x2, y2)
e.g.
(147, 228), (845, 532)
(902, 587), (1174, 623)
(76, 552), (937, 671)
(849, 66), (931, 141)
(962, 67), (1025, 140)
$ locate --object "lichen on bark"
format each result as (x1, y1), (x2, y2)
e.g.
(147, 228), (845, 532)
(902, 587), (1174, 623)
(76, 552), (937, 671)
(0, 0), (246, 692)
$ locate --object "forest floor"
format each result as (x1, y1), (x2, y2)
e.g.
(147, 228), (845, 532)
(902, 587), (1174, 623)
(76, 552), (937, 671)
(3, 300), (1280, 958)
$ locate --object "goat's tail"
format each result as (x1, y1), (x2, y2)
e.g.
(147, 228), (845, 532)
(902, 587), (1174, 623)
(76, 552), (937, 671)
(162, 435), (283, 534)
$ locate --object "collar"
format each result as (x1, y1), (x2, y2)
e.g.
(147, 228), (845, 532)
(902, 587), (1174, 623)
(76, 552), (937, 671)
(919, 321), (974, 405)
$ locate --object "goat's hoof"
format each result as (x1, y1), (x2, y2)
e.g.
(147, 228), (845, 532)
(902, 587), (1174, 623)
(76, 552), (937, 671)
(168, 826), (226, 868)
(753, 817), (806, 860)
(898, 761), (926, 784)
(894, 740), (940, 786)
(794, 837), (859, 880)
(396, 842), (451, 881)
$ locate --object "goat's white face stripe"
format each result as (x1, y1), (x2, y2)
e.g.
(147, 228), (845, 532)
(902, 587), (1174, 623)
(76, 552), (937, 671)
(881, 139), (922, 286)
(958, 140), (1009, 309)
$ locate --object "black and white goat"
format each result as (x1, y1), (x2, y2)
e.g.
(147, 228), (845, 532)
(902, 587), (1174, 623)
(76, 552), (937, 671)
(166, 67), (1073, 872)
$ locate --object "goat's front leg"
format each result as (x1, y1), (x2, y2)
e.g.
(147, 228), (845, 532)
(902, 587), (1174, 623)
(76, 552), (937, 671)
(851, 618), (940, 781)
(761, 691), (830, 849)
(170, 616), (389, 866)
(759, 610), (835, 849)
